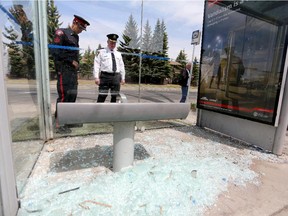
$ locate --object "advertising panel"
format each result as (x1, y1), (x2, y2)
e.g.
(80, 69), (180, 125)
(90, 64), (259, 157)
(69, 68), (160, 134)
(198, 0), (288, 125)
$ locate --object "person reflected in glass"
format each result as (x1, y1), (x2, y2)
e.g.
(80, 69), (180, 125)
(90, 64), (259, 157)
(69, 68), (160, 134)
(219, 47), (245, 112)
(209, 50), (221, 89)
(93, 34), (126, 103)
(179, 63), (191, 103)
(52, 15), (90, 133)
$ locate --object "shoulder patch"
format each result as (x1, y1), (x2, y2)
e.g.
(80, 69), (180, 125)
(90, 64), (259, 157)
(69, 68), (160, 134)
(54, 37), (61, 43)
(55, 29), (64, 36)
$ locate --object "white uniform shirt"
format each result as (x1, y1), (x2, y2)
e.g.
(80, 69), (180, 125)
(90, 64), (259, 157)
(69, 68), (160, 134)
(93, 47), (125, 80)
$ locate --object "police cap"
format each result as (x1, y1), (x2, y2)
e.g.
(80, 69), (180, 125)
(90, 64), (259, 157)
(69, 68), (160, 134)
(107, 33), (119, 42)
(73, 15), (90, 31)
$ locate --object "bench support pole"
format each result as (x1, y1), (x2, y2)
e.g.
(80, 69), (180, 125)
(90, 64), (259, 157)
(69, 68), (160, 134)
(113, 121), (136, 172)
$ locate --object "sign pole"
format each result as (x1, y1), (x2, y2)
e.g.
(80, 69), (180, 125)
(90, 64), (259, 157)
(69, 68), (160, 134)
(186, 44), (195, 102)
(187, 30), (201, 103)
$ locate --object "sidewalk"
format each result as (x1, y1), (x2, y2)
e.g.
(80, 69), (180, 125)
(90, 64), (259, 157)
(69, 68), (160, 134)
(16, 111), (288, 216)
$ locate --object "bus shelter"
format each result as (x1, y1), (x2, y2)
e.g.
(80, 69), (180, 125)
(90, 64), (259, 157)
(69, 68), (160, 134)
(197, 0), (288, 154)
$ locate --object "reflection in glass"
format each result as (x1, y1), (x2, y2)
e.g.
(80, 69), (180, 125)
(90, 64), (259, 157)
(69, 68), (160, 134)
(199, 1), (288, 125)
(1, 1), (43, 193)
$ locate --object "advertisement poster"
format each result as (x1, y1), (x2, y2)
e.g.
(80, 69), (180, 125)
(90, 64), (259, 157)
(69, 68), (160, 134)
(198, 0), (288, 125)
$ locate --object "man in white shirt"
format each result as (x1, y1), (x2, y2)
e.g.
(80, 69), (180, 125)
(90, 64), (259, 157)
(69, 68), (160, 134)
(93, 33), (126, 102)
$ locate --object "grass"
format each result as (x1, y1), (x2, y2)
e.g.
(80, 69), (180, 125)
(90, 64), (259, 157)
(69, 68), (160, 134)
(12, 116), (188, 142)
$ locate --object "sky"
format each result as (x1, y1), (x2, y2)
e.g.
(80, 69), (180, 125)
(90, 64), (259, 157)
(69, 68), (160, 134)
(56, 0), (205, 61)
(1, 0), (205, 61)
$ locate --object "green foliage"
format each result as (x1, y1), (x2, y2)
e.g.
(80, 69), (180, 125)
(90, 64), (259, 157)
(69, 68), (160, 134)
(118, 34), (140, 83)
(176, 50), (188, 69)
(3, 27), (26, 78)
(142, 20), (152, 52)
(191, 57), (199, 86)
(47, 0), (62, 79)
(123, 14), (140, 49)
(119, 16), (171, 84)
(4, 1), (62, 79)
(79, 47), (95, 79)
(3, 4), (34, 79)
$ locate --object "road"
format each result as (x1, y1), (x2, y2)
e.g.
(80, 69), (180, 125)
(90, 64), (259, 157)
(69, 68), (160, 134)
(6, 81), (198, 131)
(7, 83), (198, 104)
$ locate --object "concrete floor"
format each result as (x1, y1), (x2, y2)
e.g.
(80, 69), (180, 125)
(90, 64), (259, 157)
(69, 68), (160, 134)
(14, 111), (288, 216)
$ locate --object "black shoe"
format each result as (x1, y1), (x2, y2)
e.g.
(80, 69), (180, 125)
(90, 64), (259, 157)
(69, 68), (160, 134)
(56, 125), (72, 134)
(66, 123), (83, 128)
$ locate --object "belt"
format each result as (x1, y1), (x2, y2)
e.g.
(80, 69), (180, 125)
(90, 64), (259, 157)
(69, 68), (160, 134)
(101, 71), (119, 76)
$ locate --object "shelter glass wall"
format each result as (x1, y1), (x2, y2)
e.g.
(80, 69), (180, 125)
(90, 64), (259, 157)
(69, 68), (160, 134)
(1, 0), (44, 194)
(1, 0), (201, 197)
(198, 0), (288, 125)
(46, 1), (200, 139)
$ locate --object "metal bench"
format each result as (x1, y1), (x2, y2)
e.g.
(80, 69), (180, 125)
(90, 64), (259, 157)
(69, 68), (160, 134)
(57, 101), (190, 172)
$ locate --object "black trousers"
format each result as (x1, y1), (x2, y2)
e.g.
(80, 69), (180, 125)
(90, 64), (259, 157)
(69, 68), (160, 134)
(97, 72), (121, 103)
(55, 64), (78, 118)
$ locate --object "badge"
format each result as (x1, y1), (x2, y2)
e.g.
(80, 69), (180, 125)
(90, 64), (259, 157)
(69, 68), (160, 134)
(56, 29), (64, 36)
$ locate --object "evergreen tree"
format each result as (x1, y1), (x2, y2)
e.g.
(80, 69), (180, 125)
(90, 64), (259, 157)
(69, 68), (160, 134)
(120, 16), (171, 84)
(2, 26), (26, 78)
(176, 49), (188, 68)
(120, 15), (143, 82)
(123, 14), (140, 49)
(79, 46), (95, 79)
(118, 34), (140, 82)
(143, 20), (171, 84)
(161, 31), (172, 82)
(151, 19), (163, 53)
(47, 0), (62, 44)
(4, 4), (34, 79)
(191, 57), (199, 86)
(47, 0), (62, 79)
(10, 5), (34, 79)
(142, 20), (152, 52)
(149, 31), (171, 84)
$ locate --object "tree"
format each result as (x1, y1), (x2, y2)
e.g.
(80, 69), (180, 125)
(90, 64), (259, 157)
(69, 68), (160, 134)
(3, 4), (34, 79)
(47, 0), (62, 44)
(47, 0), (62, 79)
(142, 20), (171, 84)
(120, 16), (172, 84)
(120, 15), (142, 82)
(149, 31), (171, 84)
(151, 19), (163, 53)
(123, 14), (140, 49)
(142, 20), (152, 52)
(176, 49), (188, 69)
(2, 26), (26, 78)
(191, 57), (199, 86)
(118, 34), (140, 82)
(79, 47), (95, 79)
(10, 5), (34, 79)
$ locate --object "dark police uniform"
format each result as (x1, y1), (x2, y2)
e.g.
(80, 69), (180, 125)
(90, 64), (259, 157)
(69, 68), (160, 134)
(52, 15), (89, 118)
(93, 34), (126, 103)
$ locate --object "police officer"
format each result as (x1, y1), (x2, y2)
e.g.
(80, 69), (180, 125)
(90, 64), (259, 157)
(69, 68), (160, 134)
(93, 33), (126, 103)
(52, 15), (90, 133)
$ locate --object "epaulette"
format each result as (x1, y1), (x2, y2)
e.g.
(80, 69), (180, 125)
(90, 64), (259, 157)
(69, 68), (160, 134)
(96, 48), (104, 56)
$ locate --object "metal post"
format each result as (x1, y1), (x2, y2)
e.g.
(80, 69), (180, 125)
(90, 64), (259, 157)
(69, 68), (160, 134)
(0, 29), (18, 216)
(138, 0), (144, 102)
(186, 44), (195, 102)
(273, 46), (288, 155)
(113, 122), (136, 172)
(32, 0), (53, 140)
